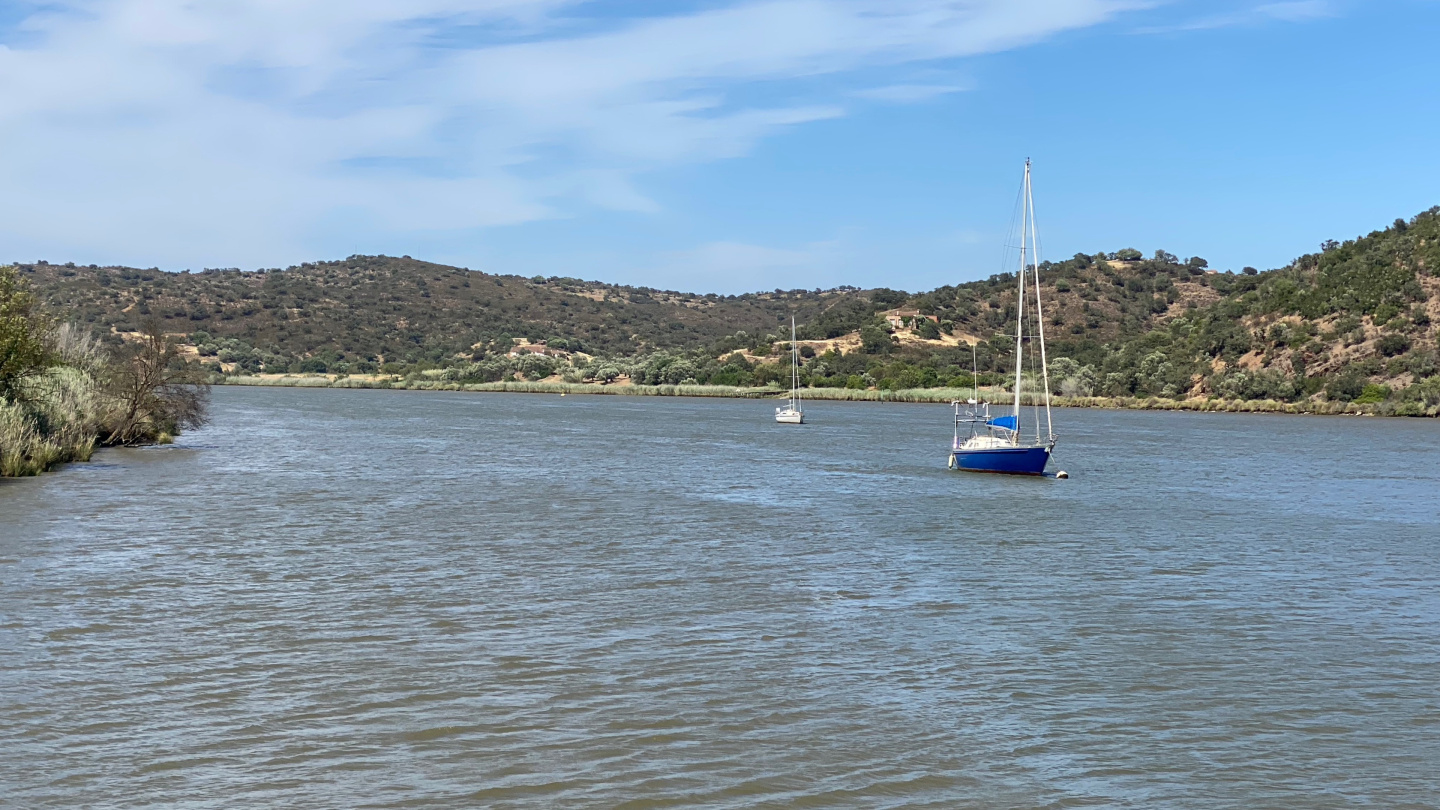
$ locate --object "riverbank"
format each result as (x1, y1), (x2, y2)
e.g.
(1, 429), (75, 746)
(0, 368), (100, 476)
(219, 374), (1440, 417)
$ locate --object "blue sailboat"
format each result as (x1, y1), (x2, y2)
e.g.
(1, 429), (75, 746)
(949, 160), (1057, 476)
(949, 403), (1053, 475)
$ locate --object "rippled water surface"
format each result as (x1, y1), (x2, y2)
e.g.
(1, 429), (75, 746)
(4, 387), (1440, 808)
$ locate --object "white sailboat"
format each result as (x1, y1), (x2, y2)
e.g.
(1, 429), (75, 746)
(775, 316), (804, 424)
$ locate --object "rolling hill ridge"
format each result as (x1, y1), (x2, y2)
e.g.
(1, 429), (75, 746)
(16, 206), (1440, 411)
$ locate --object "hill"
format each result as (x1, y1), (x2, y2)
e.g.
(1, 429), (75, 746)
(1060, 208), (1440, 407)
(13, 250), (1232, 376)
(18, 256), (861, 362)
(15, 206), (1440, 411)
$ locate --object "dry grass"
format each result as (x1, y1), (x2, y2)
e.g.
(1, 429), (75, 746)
(0, 368), (102, 476)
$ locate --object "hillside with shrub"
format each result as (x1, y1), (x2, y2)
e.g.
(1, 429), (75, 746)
(20, 256), (873, 364)
(17, 206), (1440, 414)
(1041, 208), (1440, 412)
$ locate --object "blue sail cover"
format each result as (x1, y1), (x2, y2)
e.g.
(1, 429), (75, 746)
(988, 415), (1019, 431)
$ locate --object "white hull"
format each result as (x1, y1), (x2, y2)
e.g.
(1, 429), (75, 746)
(775, 409), (803, 424)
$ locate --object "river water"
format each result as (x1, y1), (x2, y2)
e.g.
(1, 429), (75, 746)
(3, 387), (1439, 808)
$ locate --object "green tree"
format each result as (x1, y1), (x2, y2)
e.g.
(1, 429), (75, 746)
(1376, 333), (1411, 357)
(0, 266), (53, 402)
(1326, 373), (1365, 402)
(591, 364), (622, 383)
(860, 325), (893, 354)
(1354, 384), (1392, 404)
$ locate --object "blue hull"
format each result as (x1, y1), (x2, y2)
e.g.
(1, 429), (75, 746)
(951, 446), (1051, 476)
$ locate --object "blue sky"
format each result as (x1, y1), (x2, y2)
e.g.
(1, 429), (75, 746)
(1, 0), (1436, 293)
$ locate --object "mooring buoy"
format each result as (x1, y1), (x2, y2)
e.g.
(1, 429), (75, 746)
(1056, 470), (1069, 479)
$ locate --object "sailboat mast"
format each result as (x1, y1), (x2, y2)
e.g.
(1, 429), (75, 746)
(790, 315), (799, 408)
(1026, 163), (1054, 441)
(972, 342), (979, 404)
(1011, 163), (1028, 438)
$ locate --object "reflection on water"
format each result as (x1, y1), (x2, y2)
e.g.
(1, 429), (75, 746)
(3, 387), (1439, 808)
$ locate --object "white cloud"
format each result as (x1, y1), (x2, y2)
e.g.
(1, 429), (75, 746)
(853, 83), (970, 103)
(0, 0), (1148, 269)
(1135, 0), (1335, 32)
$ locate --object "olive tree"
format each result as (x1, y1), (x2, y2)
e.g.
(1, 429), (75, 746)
(103, 321), (210, 445)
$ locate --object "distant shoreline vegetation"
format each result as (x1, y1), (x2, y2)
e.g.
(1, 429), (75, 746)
(16, 205), (1440, 436)
(217, 374), (1439, 417)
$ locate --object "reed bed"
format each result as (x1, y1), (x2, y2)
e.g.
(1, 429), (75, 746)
(1048, 395), (1438, 417)
(221, 375), (1438, 417)
(793, 387), (987, 403)
(225, 375), (345, 388)
(0, 368), (102, 477)
(225, 375), (775, 398)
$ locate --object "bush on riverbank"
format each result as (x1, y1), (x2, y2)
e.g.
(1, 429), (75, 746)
(0, 267), (211, 476)
(0, 366), (104, 476)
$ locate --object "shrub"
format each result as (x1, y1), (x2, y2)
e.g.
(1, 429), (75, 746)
(1403, 377), (1440, 408)
(1212, 369), (1297, 402)
(661, 359), (698, 385)
(1, 265), (53, 401)
(888, 367), (922, 390)
(1327, 374), (1365, 402)
(1354, 384), (1392, 404)
(1408, 351), (1437, 378)
(0, 401), (64, 476)
(1376, 333), (1411, 357)
(860, 325), (893, 354)
(1372, 302), (1400, 325)
(706, 367), (744, 386)
(516, 353), (558, 381)
(1048, 357), (1096, 396)
(1101, 371), (1134, 397)
(590, 364), (622, 383)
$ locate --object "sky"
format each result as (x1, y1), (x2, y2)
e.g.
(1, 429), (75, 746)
(1, 0), (1437, 293)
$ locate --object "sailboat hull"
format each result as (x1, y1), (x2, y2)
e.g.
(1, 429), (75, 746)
(775, 410), (803, 424)
(950, 446), (1050, 475)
